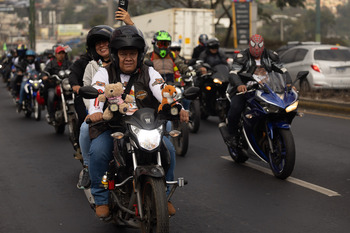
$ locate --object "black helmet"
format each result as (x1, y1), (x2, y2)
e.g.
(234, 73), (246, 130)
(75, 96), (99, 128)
(207, 38), (220, 49)
(109, 25), (146, 70)
(86, 25), (114, 61)
(199, 34), (208, 45)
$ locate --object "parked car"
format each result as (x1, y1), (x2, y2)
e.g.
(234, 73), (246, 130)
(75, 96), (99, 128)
(279, 44), (350, 91)
(276, 41), (321, 57)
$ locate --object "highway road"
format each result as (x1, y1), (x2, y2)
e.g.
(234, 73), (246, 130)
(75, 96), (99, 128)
(0, 84), (349, 233)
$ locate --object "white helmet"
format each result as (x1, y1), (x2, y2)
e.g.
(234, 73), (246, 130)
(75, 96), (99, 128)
(170, 41), (181, 51)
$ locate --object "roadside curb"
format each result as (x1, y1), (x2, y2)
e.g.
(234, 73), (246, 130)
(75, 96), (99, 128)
(299, 98), (350, 115)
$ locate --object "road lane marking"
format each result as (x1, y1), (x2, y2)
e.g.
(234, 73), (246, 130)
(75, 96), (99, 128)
(221, 156), (341, 197)
(300, 110), (350, 120)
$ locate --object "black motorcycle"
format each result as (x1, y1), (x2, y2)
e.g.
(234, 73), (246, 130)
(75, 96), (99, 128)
(194, 62), (230, 121)
(79, 86), (187, 232)
(22, 70), (44, 120)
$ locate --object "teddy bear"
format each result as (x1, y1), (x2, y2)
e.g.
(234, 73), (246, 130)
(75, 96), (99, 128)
(158, 85), (182, 116)
(98, 82), (134, 120)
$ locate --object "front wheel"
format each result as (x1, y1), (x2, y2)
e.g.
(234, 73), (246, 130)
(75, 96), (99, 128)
(141, 177), (169, 233)
(187, 99), (200, 133)
(33, 98), (41, 121)
(268, 128), (295, 179)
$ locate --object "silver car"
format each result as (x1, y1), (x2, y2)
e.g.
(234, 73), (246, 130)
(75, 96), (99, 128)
(279, 44), (350, 91)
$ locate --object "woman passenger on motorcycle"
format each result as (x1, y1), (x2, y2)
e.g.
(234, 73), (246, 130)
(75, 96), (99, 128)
(87, 25), (189, 218)
(225, 34), (293, 148)
(76, 25), (114, 189)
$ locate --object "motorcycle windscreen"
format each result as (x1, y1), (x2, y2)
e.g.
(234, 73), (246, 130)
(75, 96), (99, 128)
(212, 64), (230, 82)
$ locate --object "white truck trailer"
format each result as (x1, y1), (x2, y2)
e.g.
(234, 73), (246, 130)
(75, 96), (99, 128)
(131, 8), (215, 59)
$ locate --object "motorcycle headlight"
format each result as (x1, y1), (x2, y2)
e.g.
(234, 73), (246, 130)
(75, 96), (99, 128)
(285, 101), (299, 113)
(130, 125), (163, 151)
(62, 78), (71, 91)
(58, 70), (65, 78)
(213, 78), (222, 85)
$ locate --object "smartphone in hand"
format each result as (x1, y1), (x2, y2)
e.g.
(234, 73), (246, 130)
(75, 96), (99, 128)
(118, 0), (128, 11)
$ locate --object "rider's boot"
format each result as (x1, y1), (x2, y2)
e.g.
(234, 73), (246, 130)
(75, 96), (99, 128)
(219, 122), (238, 148)
(168, 201), (176, 216)
(95, 205), (109, 218)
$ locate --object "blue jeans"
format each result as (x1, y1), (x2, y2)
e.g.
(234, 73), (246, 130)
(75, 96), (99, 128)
(79, 122), (91, 167)
(89, 125), (176, 205)
(18, 80), (27, 104)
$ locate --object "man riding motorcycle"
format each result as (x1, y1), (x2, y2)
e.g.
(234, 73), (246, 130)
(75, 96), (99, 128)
(87, 25), (189, 218)
(16, 49), (42, 113)
(191, 33), (208, 63)
(198, 37), (228, 74)
(42, 46), (72, 124)
(144, 30), (188, 84)
(225, 34), (293, 148)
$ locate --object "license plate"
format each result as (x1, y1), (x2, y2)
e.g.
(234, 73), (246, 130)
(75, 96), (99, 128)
(336, 67), (346, 73)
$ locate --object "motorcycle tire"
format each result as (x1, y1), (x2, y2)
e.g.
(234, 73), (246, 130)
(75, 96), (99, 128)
(188, 99), (201, 133)
(268, 128), (295, 180)
(141, 177), (169, 233)
(171, 121), (189, 157)
(33, 99), (41, 121)
(227, 146), (249, 163)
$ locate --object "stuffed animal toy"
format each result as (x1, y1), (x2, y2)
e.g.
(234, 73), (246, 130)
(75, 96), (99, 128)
(98, 82), (134, 120)
(158, 85), (182, 115)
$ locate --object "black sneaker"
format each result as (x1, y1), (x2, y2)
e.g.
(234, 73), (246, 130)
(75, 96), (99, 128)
(77, 168), (91, 189)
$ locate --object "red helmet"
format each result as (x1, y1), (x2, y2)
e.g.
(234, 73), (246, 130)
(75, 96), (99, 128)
(249, 34), (264, 59)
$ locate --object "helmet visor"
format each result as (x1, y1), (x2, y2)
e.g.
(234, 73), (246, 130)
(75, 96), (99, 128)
(156, 41), (170, 48)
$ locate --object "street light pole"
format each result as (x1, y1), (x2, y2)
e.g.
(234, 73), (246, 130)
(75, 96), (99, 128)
(315, 0), (321, 42)
(29, 0), (36, 50)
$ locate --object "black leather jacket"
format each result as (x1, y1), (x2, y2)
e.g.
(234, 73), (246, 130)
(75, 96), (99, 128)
(227, 48), (292, 96)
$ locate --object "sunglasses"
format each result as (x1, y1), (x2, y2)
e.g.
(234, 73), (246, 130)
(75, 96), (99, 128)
(171, 48), (181, 52)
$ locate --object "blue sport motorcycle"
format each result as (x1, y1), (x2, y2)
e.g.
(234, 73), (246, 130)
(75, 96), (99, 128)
(219, 70), (308, 179)
(22, 70), (44, 120)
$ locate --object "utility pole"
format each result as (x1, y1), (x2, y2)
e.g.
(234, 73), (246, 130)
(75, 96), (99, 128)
(29, 0), (36, 50)
(315, 0), (321, 42)
(107, 0), (114, 27)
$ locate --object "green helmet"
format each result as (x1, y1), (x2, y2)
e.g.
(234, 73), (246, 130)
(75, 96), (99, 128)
(153, 30), (172, 58)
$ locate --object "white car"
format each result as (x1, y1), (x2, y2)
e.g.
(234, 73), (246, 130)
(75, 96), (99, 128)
(279, 44), (350, 91)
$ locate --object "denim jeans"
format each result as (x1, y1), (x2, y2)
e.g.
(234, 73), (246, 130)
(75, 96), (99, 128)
(89, 130), (114, 205)
(89, 125), (176, 205)
(79, 122), (91, 167)
(18, 80), (27, 104)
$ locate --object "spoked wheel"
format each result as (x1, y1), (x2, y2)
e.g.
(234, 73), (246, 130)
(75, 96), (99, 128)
(268, 128), (295, 180)
(33, 99), (41, 121)
(141, 177), (169, 233)
(187, 99), (200, 133)
(171, 120), (189, 157)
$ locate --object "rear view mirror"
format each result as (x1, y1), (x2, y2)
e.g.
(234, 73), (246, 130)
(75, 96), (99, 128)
(79, 86), (99, 99)
(183, 86), (200, 100)
(293, 71), (309, 86)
